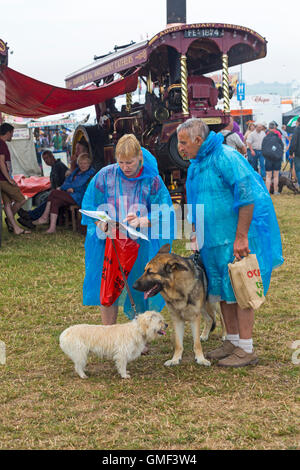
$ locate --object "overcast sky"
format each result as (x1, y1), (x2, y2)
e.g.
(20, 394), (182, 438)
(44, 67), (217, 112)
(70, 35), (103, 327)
(1, 0), (299, 88)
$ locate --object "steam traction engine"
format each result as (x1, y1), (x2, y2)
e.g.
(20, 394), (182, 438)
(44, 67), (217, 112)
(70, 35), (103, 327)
(65, 5), (267, 204)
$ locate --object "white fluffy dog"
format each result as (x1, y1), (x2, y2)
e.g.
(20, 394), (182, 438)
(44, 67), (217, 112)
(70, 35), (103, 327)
(59, 311), (167, 379)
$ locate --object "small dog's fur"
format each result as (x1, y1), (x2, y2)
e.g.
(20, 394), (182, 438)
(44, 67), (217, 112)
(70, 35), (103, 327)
(59, 311), (167, 379)
(133, 244), (226, 368)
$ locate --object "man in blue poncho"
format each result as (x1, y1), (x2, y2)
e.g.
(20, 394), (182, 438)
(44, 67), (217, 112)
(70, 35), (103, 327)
(177, 118), (283, 368)
(81, 134), (175, 325)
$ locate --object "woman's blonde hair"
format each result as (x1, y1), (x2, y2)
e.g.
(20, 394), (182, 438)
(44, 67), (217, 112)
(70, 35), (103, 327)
(77, 152), (92, 165)
(115, 134), (143, 162)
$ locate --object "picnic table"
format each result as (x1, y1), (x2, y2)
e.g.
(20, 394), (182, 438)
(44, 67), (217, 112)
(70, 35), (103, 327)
(13, 175), (51, 199)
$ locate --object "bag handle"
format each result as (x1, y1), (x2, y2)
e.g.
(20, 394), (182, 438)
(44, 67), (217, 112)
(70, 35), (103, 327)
(231, 254), (250, 264)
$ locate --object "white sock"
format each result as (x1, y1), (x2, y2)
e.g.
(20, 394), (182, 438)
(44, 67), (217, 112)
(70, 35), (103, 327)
(226, 334), (239, 347)
(239, 338), (253, 354)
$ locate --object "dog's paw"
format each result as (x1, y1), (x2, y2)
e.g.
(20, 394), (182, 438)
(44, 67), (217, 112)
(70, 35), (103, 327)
(195, 357), (211, 367)
(164, 358), (181, 367)
(78, 372), (88, 379)
(200, 334), (209, 342)
(121, 373), (131, 379)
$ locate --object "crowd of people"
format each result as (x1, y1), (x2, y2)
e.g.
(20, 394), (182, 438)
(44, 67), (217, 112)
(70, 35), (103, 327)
(34, 128), (74, 165)
(221, 117), (299, 195)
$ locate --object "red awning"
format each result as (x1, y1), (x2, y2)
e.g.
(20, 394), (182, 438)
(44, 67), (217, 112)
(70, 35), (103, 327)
(0, 66), (139, 118)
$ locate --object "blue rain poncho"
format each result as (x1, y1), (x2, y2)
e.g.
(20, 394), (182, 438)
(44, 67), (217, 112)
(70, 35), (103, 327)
(81, 147), (175, 318)
(186, 131), (284, 303)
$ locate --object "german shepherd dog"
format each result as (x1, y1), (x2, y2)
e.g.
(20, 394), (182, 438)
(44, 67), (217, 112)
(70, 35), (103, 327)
(133, 244), (225, 367)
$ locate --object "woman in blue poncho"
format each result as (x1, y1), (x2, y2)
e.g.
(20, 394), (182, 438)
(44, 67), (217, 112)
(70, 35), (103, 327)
(177, 118), (283, 368)
(81, 134), (175, 325)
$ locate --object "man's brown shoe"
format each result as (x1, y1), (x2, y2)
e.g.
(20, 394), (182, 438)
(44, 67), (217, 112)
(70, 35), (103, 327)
(205, 340), (236, 360)
(217, 347), (258, 368)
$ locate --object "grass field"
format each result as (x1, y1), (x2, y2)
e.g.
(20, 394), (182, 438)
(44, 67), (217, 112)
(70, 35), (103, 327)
(0, 191), (299, 450)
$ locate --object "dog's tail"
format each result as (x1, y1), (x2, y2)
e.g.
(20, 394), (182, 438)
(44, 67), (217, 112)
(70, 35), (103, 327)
(202, 302), (217, 330)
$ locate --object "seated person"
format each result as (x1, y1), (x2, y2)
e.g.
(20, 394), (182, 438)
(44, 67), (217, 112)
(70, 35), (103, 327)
(69, 138), (89, 174)
(34, 153), (95, 234)
(18, 150), (68, 229)
(0, 122), (31, 235)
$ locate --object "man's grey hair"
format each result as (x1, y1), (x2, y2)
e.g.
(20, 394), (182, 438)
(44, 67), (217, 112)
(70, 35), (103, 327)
(177, 118), (210, 141)
(269, 122), (276, 130)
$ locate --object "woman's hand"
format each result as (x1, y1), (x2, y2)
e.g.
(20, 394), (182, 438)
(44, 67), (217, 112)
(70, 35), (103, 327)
(190, 233), (199, 252)
(95, 220), (108, 232)
(123, 213), (150, 228)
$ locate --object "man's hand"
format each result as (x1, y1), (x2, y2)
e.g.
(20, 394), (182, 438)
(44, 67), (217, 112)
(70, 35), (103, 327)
(9, 178), (18, 186)
(234, 204), (254, 260)
(233, 234), (250, 260)
(67, 188), (74, 193)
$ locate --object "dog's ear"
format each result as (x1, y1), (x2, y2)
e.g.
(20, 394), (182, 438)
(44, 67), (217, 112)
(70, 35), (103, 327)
(137, 313), (149, 336)
(165, 261), (189, 274)
(158, 244), (171, 255)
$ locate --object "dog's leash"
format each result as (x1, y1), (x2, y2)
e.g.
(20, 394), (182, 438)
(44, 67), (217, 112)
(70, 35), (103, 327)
(190, 250), (208, 300)
(282, 160), (289, 172)
(110, 235), (138, 320)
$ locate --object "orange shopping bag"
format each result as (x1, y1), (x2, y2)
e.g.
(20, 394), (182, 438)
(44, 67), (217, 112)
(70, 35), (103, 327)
(228, 254), (265, 310)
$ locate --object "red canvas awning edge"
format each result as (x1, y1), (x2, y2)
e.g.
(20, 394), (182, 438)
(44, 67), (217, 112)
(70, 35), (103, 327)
(0, 66), (139, 118)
